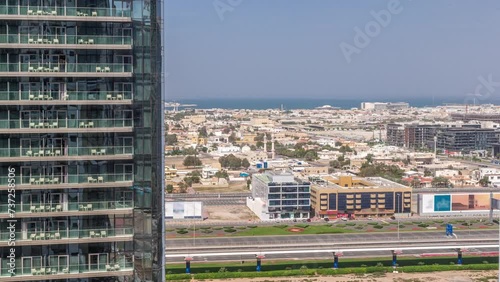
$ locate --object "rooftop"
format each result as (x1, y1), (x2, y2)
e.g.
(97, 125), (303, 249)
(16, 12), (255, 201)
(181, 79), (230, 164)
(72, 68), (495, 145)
(318, 175), (410, 190)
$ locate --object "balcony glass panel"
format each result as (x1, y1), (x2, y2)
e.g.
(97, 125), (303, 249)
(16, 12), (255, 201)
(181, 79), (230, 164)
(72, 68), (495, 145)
(0, 173), (133, 186)
(0, 118), (133, 129)
(0, 255), (133, 277)
(0, 227), (133, 242)
(0, 91), (133, 101)
(0, 200), (133, 214)
(0, 6), (131, 18)
(0, 34), (132, 45)
(0, 63), (132, 73)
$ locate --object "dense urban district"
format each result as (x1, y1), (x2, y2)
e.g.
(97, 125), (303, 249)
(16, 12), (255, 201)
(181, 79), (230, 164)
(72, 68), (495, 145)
(165, 102), (500, 281)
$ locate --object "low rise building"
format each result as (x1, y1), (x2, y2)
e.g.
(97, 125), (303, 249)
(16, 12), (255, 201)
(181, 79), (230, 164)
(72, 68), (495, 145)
(311, 176), (412, 218)
(247, 171), (311, 220)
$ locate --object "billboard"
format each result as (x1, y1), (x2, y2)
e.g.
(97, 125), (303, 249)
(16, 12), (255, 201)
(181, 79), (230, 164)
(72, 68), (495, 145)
(421, 193), (500, 214)
(166, 201), (203, 219)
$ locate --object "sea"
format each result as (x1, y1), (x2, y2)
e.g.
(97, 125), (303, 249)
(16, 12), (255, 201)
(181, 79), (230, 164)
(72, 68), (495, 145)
(171, 97), (500, 110)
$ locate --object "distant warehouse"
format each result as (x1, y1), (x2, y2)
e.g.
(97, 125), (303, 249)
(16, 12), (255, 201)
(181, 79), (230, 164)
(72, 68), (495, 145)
(311, 176), (412, 219)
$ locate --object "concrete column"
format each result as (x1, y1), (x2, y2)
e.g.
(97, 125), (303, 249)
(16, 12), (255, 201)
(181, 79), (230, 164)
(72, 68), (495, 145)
(392, 250), (402, 268)
(185, 257), (193, 274)
(256, 255), (265, 272)
(333, 252), (342, 269)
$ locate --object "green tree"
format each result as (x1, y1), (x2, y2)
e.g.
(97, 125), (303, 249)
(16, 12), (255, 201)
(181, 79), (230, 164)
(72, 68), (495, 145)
(214, 170), (229, 180)
(365, 153), (374, 164)
(431, 176), (451, 188)
(165, 134), (178, 145)
(424, 168), (433, 177)
(304, 150), (318, 161)
(479, 176), (490, 187)
(241, 158), (251, 169)
(166, 184), (174, 193)
(183, 156), (202, 167)
(198, 126), (208, 137)
(228, 133), (237, 143)
(219, 154), (243, 170)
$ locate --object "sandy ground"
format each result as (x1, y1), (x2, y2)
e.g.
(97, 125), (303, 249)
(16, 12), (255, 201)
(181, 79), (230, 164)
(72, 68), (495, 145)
(204, 205), (257, 221)
(192, 270), (497, 282)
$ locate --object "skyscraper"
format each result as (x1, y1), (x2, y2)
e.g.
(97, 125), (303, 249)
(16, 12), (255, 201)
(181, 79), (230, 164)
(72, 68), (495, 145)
(0, 0), (164, 280)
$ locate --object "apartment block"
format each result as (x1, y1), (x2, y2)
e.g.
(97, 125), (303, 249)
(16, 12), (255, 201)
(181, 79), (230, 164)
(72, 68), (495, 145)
(0, 0), (164, 280)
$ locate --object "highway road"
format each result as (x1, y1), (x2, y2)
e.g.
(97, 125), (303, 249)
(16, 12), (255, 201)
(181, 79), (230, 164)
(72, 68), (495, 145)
(165, 229), (500, 262)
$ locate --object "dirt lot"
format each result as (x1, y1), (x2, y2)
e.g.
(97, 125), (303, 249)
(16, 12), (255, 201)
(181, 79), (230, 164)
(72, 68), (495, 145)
(193, 270), (497, 282)
(204, 205), (258, 221)
(194, 181), (249, 193)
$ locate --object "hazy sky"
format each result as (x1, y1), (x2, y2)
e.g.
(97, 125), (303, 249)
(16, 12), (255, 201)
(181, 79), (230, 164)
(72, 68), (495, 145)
(166, 0), (500, 101)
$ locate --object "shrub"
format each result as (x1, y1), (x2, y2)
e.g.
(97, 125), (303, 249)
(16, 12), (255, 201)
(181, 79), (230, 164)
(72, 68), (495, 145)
(166, 228), (175, 232)
(294, 224), (309, 228)
(449, 262), (455, 265)
(224, 228), (237, 233)
(417, 224), (429, 228)
(247, 225), (258, 228)
(373, 225), (384, 229)
(398, 225), (405, 228)
(367, 222), (378, 225)
(300, 265), (308, 270)
(176, 230), (189, 234)
(355, 226), (364, 229)
(483, 261), (489, 264)
(201, 229), (213, 234)
(275, 225), (288, 229)
(375, 262), (384, 267)
(418, 262), (425, 266)
(218, 267), (228, 273)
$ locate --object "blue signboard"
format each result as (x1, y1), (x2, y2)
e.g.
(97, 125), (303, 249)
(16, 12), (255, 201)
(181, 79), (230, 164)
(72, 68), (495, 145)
(434, 195), (451, 212)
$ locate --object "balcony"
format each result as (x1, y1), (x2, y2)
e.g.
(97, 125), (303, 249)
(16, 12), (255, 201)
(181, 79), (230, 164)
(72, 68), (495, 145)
(0, 91), (133, 105)
(0, 5), (131, 22)
(0, 34), (132, 49)
(0, 173), (133, 191)
(0, 118), (133, 134)
(0, 255), (133, 281)
(0, 63), (132, 77)
(0, 145), (133, 162)
(0, 200), (133, 219)
(0, 227), (133, 247)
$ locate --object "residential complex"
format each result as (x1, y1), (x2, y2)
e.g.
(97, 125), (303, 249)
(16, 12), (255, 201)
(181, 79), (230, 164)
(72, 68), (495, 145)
(0, 0), (164, 281)
(310, 176), (412, 218)
(247, 171), (311, 220)
(387, 123), (498, 153)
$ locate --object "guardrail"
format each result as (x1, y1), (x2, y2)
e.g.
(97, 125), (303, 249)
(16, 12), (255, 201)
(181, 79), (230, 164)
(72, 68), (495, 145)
(165, 244), (499, 258)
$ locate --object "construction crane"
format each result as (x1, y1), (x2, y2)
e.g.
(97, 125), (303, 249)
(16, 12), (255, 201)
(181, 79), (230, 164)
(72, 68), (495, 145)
(164, 102), (197, 112)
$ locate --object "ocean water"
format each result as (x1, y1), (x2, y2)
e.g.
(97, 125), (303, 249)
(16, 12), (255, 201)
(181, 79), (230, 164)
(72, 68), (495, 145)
(170, 97), (495, 110)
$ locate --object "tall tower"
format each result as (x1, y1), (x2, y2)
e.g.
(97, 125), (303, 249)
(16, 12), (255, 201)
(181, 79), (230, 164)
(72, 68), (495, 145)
(271, 133), (275, 159)
(264, 133), (267, 153)
(0, 1), (164, 281)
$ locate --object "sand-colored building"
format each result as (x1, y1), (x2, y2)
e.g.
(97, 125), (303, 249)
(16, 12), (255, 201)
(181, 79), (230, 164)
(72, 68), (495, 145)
(311, 176), (412, 218)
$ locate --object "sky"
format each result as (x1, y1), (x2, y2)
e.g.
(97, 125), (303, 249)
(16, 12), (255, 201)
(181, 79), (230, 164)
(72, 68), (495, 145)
(165, 0), (500, 101)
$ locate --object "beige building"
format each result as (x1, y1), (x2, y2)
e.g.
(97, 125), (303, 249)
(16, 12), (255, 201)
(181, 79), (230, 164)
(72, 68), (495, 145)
(311, 176), (412, 218)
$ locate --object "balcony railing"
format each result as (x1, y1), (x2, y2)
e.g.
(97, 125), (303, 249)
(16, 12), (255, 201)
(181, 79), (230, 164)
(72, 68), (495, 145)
(0, 91), (133, 101)
(0, 227), (133, 242)
(0, 200), (133, 214)
(0, 146), (133, 158)
(0, 173), (133, 186)
(0, 256), (132, 277)
(0, 6), (131, 18)
(0, 34), (132, 45)
(0, 118), (133, 129)
(0, 63), (132, 73)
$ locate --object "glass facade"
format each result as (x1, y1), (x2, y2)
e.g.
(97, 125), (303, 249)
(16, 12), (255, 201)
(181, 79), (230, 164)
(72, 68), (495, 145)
(0, 0), (164, 281)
